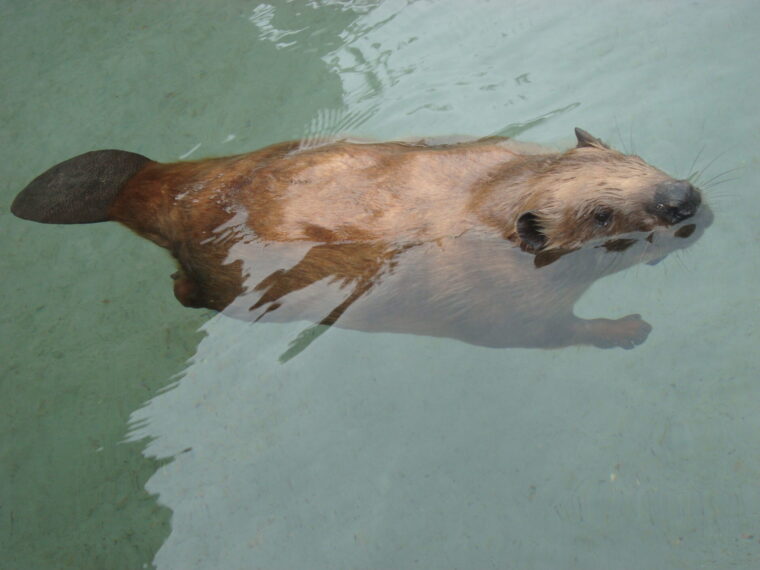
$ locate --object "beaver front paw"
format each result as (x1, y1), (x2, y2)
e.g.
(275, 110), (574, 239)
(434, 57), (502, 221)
(580, 314), (653, 349)
(572, 315), (652, 349)
(172, 270), (205, 308)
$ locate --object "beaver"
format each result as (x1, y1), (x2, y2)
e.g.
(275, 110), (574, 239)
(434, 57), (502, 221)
(12, 128), (712, 350)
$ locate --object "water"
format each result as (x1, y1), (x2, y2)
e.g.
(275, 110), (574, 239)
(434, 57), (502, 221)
(2, 1), (759, 568)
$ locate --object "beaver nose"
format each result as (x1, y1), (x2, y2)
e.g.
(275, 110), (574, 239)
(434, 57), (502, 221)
(648, 180), (701, 225)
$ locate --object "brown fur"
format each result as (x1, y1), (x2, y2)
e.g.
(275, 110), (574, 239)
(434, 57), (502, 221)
(30, 129), (714, 350)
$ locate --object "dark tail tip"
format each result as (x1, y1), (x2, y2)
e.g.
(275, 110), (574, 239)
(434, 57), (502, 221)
(11, 150), (151, 224)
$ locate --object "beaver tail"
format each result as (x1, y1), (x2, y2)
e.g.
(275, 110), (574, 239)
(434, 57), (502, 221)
(11, 150), (151, 224)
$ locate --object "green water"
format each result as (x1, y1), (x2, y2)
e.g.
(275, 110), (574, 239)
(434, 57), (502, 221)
(2, 1), (759, 569)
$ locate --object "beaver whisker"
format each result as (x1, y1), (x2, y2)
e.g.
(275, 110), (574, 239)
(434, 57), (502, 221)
(634, 239), (652, 268)
(613, 117), (631, 155)
(684, 144), (707, 182)
(698, 191), (734, 206)
(703, 178), (740, 193)
(621, 121), (637, 156)
(608, 250), (628, 275)
(700, 168), (743, 188)
(690, 150), (730, 186)
(596, 241), (631, 276)
(662, 248), (690, 275)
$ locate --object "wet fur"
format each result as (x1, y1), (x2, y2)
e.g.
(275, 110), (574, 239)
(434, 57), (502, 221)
(14, 129), (712, 350)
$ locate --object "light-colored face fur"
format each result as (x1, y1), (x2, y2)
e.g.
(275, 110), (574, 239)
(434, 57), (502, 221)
(516, 132), (699, 252)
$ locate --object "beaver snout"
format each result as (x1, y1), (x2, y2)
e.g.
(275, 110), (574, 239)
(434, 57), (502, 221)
(647, 180), (701, 225)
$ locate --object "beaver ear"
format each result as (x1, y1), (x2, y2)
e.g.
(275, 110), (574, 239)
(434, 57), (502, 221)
(516, 211), (547, 251)
(574, 127), (608, 149)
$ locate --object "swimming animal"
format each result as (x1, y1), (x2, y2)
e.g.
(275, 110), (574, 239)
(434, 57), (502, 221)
(12, 128), (712, 350)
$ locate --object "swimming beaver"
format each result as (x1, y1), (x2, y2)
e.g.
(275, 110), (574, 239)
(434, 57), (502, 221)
(12, 128), (711, 350)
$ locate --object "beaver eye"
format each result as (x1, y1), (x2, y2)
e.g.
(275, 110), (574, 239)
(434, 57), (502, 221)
(593, 207), (613, 227)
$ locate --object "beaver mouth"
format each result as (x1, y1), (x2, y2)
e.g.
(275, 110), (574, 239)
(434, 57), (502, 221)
(601, 221), (698, 254)
(601, 199), (710, 266)
(535, 209), (708, 269)
(640, 223), (697, 266)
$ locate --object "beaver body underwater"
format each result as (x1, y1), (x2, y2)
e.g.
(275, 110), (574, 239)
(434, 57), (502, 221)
(12, 128), (712, 350)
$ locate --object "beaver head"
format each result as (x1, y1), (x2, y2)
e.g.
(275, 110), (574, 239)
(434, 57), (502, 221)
(511, 128), (708, 261)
